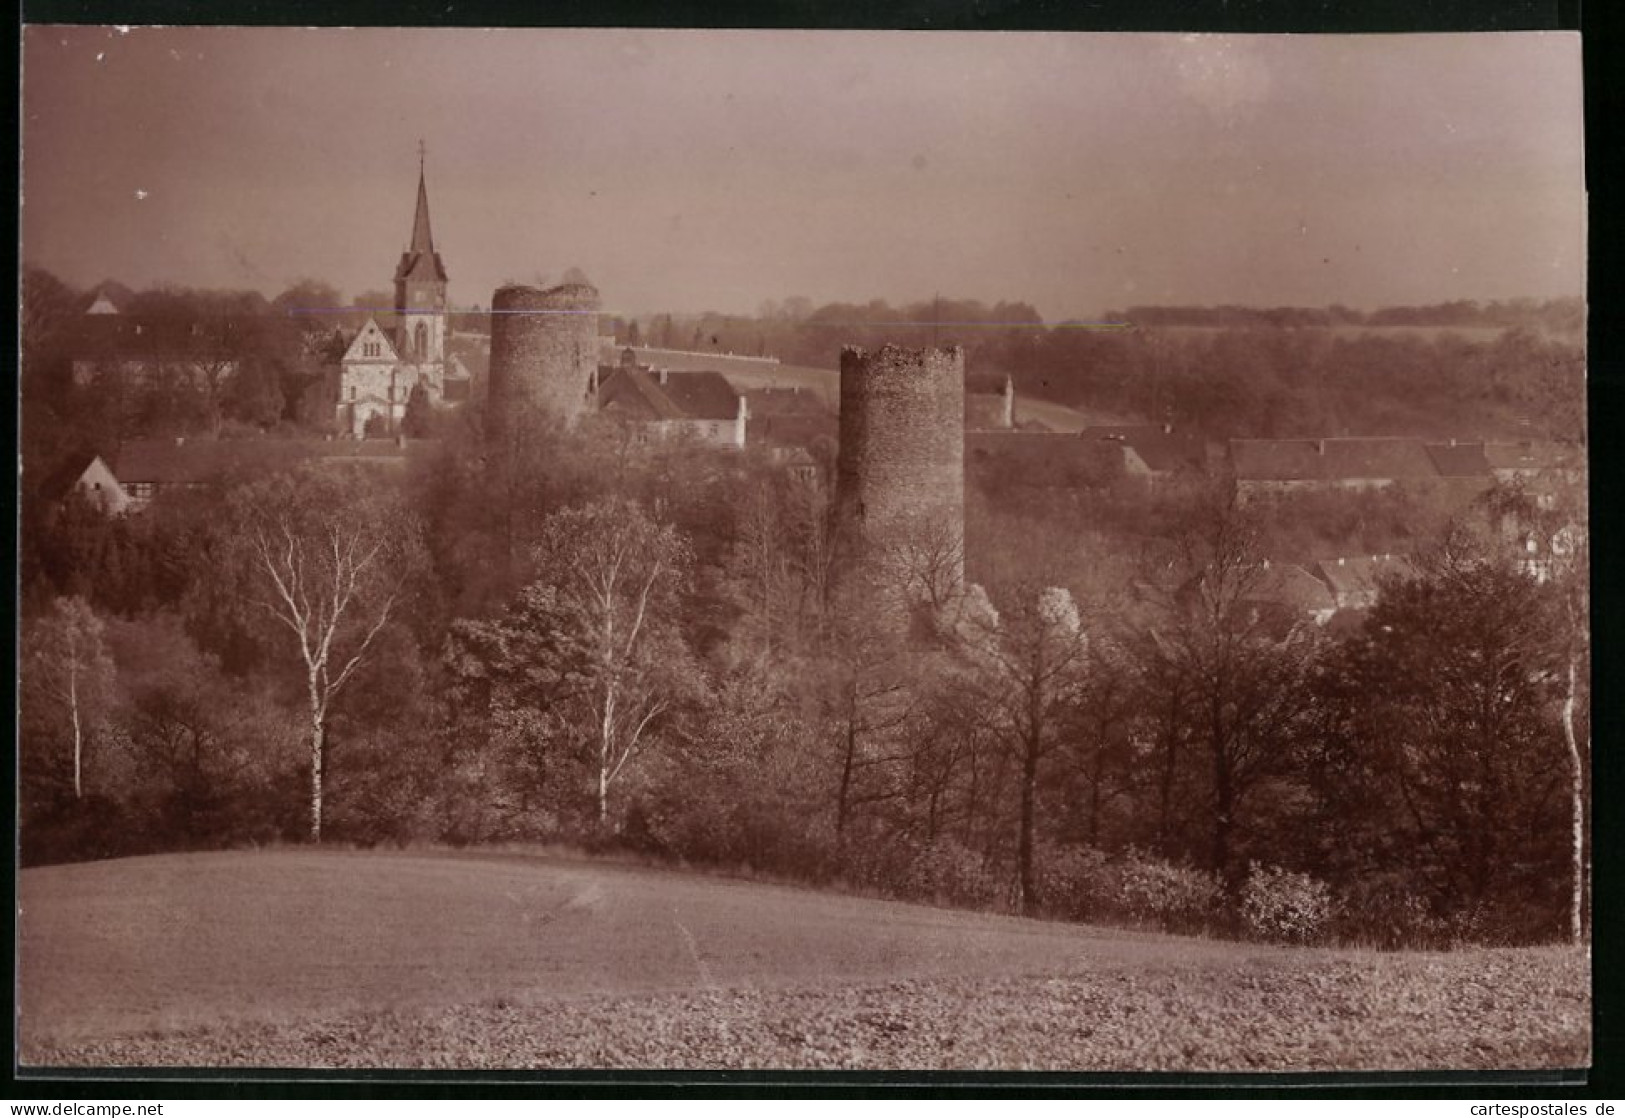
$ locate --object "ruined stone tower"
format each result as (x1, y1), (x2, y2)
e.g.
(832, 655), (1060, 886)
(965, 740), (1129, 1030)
(487, 282), (601, 441)
(834, 344), (966, 603)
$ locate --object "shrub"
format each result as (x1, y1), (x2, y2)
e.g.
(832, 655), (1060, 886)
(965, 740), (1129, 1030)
(1036, 843), (1112, 921)
(903, 840), (1005, 909)
(1241, 862), (1335, 944)
(1114, 848), (1222, 933)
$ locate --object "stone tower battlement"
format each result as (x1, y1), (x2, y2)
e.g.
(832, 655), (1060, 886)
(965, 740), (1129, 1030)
(834, 344), (965, 595)
(488, 282), (602, 437)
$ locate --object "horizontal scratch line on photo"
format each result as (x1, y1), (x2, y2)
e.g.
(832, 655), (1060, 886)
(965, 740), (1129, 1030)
(282, 307), (1137, 329)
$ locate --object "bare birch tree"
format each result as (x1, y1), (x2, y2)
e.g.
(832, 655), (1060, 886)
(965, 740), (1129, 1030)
(232, 467), (424, 842)
(21, 596), (116, 803)
(533, 497), (697, 827)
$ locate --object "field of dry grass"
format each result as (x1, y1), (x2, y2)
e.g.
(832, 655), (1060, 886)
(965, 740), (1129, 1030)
(17, 850), (1590, 1072)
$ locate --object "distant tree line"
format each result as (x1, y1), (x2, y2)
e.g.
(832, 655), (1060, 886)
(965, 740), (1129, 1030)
(619, 295), (1584, 443)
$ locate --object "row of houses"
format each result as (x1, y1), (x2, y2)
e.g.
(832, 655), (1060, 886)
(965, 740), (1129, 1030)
(966, 425), (1580, 498)
(1227, 436), (1581, 500)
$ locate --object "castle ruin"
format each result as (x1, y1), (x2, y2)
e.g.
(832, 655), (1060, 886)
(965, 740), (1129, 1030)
(833, 343), (966, 606)
(486, 282), (602, 441)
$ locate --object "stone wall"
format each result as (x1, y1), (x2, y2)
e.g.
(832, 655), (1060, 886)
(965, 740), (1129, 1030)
(487, 282), (601, 440)
(834, 344), (965, 596)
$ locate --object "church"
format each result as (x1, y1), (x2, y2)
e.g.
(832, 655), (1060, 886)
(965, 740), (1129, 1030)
(335, 160), (472, 437)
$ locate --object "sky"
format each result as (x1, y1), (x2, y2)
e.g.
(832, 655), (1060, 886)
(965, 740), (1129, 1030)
(21, 28), (1585, 322)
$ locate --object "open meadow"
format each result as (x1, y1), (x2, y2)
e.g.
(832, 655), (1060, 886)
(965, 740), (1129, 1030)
(17, 850), (1588, 1072)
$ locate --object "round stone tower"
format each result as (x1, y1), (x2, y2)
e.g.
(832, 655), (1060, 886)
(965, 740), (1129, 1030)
(487, 282), (601, 439)
(834, 344), (965, 601)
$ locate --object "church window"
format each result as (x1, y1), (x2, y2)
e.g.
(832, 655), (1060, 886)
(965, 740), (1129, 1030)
(415, 322), (428, 358)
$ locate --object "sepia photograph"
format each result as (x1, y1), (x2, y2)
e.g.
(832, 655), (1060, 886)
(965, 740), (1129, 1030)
(16, 26), (1588, 1076)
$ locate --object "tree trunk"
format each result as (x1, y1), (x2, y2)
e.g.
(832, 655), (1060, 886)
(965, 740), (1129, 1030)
(1017, 731), (1039, 915)
(309, 712), (325, 843)
(69, 653), (83, 801)
(1088, 737), (1106, 846)
(599, 685), (615, 828)
(836, 715), (856, 838)
(1211, 748), (1233, 883)
(1157, 691), (1180, 855)
(1563, 653), (1587, 943)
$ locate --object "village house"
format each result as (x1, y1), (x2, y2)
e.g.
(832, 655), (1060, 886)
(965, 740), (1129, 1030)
(37, 452), (133, 516)
(1312, 554), (1416, 612)
(1231, 436), (1455, 500)
(68, 292), (239, 391)
(108, 436), (422, 510)
(1078, 424), (1208, 481)
(595, 352), (749, 449)
(1244, 560), (1339, 627)
(1483, 440), (1585, 492)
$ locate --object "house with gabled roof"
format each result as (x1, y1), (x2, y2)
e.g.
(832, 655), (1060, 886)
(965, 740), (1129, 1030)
(1313, 554), (1416, 612)
(37, 452), (132, 516)
(1244, 560), (1338, 626)
(110, 436), (424, 509)
(596, 365), (748, 448)
(1079, 424), (1208, 481)
(1230, 436), (1442, 499)
(68, 296), (240, 391)
(1483, 440), (1585, 485)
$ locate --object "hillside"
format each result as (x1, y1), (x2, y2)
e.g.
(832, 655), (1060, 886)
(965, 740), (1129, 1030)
(19, 850), (1588, 1071)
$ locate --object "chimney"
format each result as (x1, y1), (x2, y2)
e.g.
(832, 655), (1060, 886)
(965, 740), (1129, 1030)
(1002, 374), (1015, 429)
(174, 436), (184, 447)
(1162, 422), (1172, 435)
(1316, 439), (1326, 455)
(658, 367), (669, 386)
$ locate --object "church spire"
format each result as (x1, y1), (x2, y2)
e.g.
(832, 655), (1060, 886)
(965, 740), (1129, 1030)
(395, 143), (447, 286)
(410, 141), (435, 255)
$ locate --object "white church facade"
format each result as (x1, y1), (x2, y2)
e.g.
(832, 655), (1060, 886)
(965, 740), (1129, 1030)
(336, 162), (470, 437)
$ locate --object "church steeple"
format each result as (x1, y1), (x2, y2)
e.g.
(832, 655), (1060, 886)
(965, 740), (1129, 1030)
(409, 148), (435, 256)
(394, 144), (448, 367)
(396, 144), (447, 286)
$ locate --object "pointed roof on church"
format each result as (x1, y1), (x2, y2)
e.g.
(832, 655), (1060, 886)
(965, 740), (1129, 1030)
(395, 168), (448, 285)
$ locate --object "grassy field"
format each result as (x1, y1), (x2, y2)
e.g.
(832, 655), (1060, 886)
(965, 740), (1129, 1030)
(18, 850), (1589, 1072)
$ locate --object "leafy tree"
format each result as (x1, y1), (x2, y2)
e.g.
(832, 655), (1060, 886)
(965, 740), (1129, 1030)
(451, 497), (700, 829)
(402, 381), (434, 438)
(1309, 538), (1569, 941)
(107, 611), (303, 846)
(1477, 478), (1589, 940)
